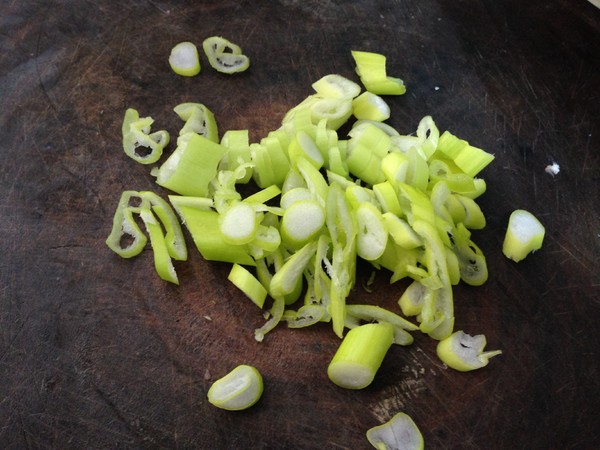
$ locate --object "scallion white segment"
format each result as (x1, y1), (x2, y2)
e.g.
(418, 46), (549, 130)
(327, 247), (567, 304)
(502, 209), (545, 262)
(207, 365), (264, 410)
(366, 412), (424, 450)
(168, 41), (201, 77)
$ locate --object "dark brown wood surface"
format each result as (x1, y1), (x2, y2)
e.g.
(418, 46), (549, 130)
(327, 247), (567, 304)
(1, 1), (599, 449)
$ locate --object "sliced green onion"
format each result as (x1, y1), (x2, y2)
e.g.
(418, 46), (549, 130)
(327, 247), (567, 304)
(437, 131), (494, 177)
(207, 365), (263, 410)
(382, 212), (421, 249)
(351, 50), (406, 96)
(269, 241), (317, 298)
(174, 103), (219, 142)
(170, 199), (255, 266)
(356, 202), (388, 261)
(310, 97), (353, 130)
(140, 191), (188, 261)
(436, 330), (502, 371)
(366, 412), (424, 450)
(219, 202), (259, 245)
(168, 41), (201, 77)
(352, 92), (391, 121)
(220, 129), (253, 183)
(155, 133), (228, 197)
(283, 304), (325, 328)
(122, 108), (170, 165)
(140, 209), (179, 284)
(228, 264), (268, 308)
(312, 74), (362, 99)
(373, 181), (403, 216)
(202, 36), (250, 74)
(327, 322), (394, 389)
(345, 304), (419, 336)
(280, 200), (326, 249)
(106, 191), (149, 258)
(502, 209), (545, 262)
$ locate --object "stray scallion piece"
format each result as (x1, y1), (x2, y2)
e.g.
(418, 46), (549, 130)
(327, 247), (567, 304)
(327, 322), (394, 389)
(122, 108), (170, 165)
(436, 330), (502, 371)
(202, 36), (250, 74)
(169, 41), (201, 77)
(502, 209), (545, 262)
(207, 365), (264, 411)
(366, 412), (424, 450)
(228, 264), (268, 308)
(351, 50), (406, 96)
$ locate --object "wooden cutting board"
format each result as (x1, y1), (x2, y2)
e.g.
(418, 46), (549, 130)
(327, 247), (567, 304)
(1, 0), (599, 448)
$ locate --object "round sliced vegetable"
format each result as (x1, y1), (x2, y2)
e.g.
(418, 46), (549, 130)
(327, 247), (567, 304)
(502, 209), (545, 262)
(366, 412), (424, 450)
(436, 330), (502, 371)
(219, 202), (258, 245)
(207, 365), (264, 410)
(169, 41), (201, 77)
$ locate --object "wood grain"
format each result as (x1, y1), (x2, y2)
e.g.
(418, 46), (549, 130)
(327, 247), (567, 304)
(1, 1), (598, 448)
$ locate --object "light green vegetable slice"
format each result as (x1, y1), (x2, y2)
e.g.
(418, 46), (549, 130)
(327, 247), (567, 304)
(351, 50), (406, 96)
(283, 304), (325, 328)
(140, 209), (179, 284)
(269, 241), (317, 298)
(170, 199), (255, 266)
(366, 412), (424, 450)
(352, 91), (391, 121)
(106, 191), (149, 258)
(280, 200), (326, 249)
(155, 133), (228, 197)
(219, 202), (259, 245)
(356, 202), (388, 261)
(168, 41), (201, 77)
(327, 322), (394, 389)
(139, 191), (187, 261)
(228, 264), (267, 308)
(437, 130), (495, 177)
(207, 365), (263, 410)
(502, 209), (545, 262)
(436, 330), (502, 371)
(122, 108), (170, 165)
(174, 103), (219, 142)
(312, 74), (362, 99)
(202, 36), (250, 74)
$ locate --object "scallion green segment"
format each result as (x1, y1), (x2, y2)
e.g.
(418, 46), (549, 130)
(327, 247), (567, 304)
(122, 108), (170, 164)
(202, 36), (250, 74)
